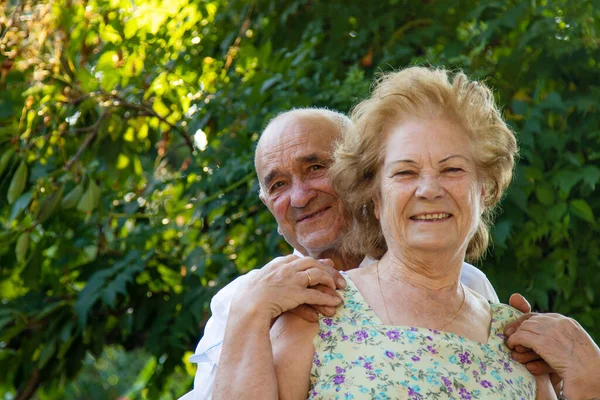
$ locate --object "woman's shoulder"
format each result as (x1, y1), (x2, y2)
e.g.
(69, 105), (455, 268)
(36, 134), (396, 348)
(271, 311), (319, 344)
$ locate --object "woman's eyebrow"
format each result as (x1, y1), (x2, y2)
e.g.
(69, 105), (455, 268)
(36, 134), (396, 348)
(439, 155), (468, 164)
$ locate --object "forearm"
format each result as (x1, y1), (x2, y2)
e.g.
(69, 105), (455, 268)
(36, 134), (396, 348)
(212, 306), (278, 400)
(562, 357), (600, 400)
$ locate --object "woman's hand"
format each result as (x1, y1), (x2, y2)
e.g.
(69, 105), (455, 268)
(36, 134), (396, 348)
(231, 255), (345, 324)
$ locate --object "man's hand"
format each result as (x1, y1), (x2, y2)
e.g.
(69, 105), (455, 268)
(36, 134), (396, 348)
(507, 294), (549, 369)
(231, 255), (345, 324)
(505, 312), (600, 400)
(289, 284), (342, 323)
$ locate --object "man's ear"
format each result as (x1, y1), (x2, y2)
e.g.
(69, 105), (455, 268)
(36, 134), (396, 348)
(259, 190), (267, 206)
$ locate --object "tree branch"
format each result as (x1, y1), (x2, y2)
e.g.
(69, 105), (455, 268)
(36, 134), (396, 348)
(15, 368), (40, 400)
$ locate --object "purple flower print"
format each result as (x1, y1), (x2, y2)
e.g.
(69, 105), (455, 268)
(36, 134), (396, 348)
(407, 387), (423, 399)
(503, 361), (513, 373)
(410, 327), (418, 332)
(481, 380), (493, 388)
(355, 330), (368, 342)
(385, 351), (395, 359)
(427, 345), (438, 354)
(426, 336), (433, 341)
(333, 375), (345, 385)
(411, 355), (420, 362)
(480, 361), (486, 373)
(459, 351), (472, 364)
(386, 330), (400, 340)
(442, 376), (454, 393)
(323, 318), (333, 326)
(459, 387), (472, 399)
(364, 362), (373, 370)
(342, 335), (349, 341)
(336, 366), (346, 374)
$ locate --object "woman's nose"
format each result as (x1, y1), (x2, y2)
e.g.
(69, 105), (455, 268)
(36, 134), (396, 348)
(415, 174), (444, 200)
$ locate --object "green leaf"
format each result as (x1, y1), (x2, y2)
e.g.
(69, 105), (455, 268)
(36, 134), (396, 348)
(0, 149), (14, 177)
(36, 186), (64, 224)
(9, 191), (33, 222)
(535, 184), (555, 206)
(100, 24), (122, 45)
(582, 165), (600, 190)
(61, 183), (84, 209)
(76, 179), (101, 213)
(15, 233), (30, 263)
(570, 199), (595, 223)
(7, 161), (28, 204)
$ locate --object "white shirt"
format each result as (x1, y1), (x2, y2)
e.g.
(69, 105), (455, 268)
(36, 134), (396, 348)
(179, 258), (499, 400)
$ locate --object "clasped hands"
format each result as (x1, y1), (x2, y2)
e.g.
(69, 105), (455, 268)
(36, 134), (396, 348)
(230, 255), (346, 325)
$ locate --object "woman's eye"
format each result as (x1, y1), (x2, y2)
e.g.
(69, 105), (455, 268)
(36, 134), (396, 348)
(444, 167), (464, 173)
(308, 165), (324, 172)
(394, 170), (415, 176)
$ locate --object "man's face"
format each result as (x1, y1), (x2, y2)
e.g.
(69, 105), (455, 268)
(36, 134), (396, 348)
(256, 116), (346, 256)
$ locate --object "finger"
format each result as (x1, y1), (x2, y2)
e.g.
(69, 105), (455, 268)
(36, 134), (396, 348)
(509, 293), (531, 314)
(514, 344), (531, 353)
(550, 373), (562, 395)
(298, 267), (337, 290)
(504, 312), (536, 336)
(506, 329), (541, 350)
(288, 305), (319, 323)
(318, 259), (346, 289)
(511, 350), (542, 364)
(303, 288), (343, 307)
(311, 305), (337, 317)
(524, 360), (555, 376)
(311, 284), (339, 298)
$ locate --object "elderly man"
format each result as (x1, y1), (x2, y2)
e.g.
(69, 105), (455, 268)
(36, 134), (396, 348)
(180, 108), (501, 400)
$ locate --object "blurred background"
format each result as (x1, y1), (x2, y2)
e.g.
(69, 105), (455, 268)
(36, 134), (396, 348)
(0, 0), (599, 398)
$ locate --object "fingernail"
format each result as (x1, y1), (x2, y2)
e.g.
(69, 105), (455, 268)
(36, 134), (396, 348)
(505, 327), (515, 336)
(337, 278), (347, 289)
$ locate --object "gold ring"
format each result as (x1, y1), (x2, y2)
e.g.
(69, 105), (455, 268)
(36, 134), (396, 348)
(305, 270), (312, 286)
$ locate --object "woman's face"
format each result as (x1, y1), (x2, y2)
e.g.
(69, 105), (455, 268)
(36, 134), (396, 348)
(375, 118), (484, 259)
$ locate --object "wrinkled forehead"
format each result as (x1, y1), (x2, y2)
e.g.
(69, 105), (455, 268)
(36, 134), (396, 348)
(255, 116), (340, 173)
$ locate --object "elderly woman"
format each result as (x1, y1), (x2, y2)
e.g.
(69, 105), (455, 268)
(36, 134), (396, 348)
(270, 67), (555, 399)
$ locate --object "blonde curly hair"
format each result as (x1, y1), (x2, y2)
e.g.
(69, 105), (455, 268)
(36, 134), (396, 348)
(330, 66), (518, 262)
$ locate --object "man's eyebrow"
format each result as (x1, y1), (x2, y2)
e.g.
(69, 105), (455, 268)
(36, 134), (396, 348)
(263, 169), (280, 188)
(297, 154), (331, 164)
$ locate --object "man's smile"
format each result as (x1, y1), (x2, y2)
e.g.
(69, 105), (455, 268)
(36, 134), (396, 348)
(296, 206), (332, 224)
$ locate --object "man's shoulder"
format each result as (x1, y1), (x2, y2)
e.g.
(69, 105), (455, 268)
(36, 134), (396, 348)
(461, 262), (488, 280)
(460, 262), (499, 303)
(210, 269), (261, 317)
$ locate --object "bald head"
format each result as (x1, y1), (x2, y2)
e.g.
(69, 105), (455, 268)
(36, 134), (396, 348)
(255, 108), (352, 188)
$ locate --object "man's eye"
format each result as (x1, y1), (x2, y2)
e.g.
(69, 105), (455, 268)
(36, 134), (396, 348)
(308, 165), (324, 172)
(444, 167), (464, 173)
(270, 181), (285, 191)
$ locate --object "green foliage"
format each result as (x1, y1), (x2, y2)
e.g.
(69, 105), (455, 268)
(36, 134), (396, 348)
(0, 0), (598, 398)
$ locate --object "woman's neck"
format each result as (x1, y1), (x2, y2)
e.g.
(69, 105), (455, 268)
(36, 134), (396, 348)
(381, 248), (465, 292)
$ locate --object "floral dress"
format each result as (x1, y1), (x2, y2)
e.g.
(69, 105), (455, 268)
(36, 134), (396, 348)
(309, 272), (536, 400)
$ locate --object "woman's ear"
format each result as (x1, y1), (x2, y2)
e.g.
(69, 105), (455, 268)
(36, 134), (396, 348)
(373, 197), (381, 220)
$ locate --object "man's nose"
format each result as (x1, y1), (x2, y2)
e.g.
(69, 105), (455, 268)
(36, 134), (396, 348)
(415, 174), (444, 200)
(290, 180), (317, 208)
